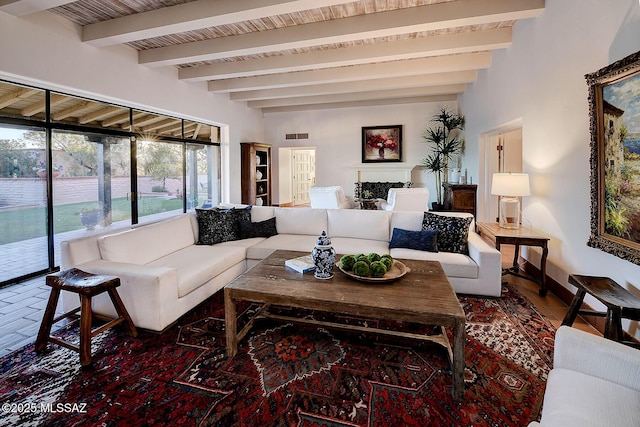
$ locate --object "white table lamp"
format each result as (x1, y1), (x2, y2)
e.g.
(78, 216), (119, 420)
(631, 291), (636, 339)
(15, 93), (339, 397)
(491, 173), (530, 229)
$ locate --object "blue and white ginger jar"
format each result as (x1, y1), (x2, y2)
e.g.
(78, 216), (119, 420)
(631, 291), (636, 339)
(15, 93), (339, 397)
(311, 231), (336, 279)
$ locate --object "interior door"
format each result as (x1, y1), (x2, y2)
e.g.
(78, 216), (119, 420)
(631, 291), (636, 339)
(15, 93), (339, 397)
(485, 127), (523, 222)
(291, 149), (315, 205)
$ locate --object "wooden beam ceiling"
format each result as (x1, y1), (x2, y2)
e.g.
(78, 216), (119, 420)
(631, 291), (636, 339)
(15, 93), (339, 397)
(2, 0), (546, 112)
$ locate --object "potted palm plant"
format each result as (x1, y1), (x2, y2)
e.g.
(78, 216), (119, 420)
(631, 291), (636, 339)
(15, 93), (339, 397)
(421, 108), (465, 210)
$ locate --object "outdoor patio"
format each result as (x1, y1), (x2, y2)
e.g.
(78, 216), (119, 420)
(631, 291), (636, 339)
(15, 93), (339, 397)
(0, 210), (184, 356)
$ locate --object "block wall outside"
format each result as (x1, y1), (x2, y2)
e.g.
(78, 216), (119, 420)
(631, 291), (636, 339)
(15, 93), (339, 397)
(0, 176), (184, 208)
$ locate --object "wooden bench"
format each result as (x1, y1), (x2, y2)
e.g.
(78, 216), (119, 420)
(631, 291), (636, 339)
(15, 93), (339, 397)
(562, 274), (640, 344)
(35, 268), (138, 366)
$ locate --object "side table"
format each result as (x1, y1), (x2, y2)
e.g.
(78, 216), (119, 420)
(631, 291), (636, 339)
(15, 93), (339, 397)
(477, 222), (550, 296)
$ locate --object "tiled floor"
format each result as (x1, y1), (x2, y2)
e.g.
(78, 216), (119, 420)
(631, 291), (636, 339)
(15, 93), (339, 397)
(0, 276), (64, 357)
(0, 247), (599, 359)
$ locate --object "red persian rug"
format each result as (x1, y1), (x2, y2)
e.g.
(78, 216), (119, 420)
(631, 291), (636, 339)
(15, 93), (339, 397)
(0, 284), (554, 426)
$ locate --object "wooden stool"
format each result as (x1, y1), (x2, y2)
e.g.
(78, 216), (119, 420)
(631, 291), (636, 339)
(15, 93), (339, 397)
(562, 274), (640, 343)
(35, 268), (138, 366)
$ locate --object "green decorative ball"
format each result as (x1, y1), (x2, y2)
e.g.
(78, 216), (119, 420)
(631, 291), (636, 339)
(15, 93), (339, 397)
(339, 255), (356, 271)
(355, 254), (370, 265)
(380, 256), (393, 271)
(352, 261), (370, 277)
(370, 261), (387, 278)
(367, 253), (381, 263)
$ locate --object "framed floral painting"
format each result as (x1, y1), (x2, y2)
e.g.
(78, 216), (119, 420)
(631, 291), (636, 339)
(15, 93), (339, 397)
(587, 49), (640, 265)
(362, 125), (402, 163)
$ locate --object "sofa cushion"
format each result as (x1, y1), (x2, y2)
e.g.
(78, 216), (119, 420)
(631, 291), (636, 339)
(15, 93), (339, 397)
(328, 209), (390, 241)
(389, 228), (438, 252)
(99, 214), (195, 265)
(218, 237), (266, 249)
(147, 245), (246, 298)
(246, 234), (318, 260)
(539, 368), (640, 427)
(239, 217), (278, 239)
(196, 206), (252, 245)
(275, 208), (327, 235)
(329, 237), (390, 257)
(389, 211), (424, 233)
(422, 212), (472, 254)
(389, 248), (478, 278)
(250, 205), (276, 222)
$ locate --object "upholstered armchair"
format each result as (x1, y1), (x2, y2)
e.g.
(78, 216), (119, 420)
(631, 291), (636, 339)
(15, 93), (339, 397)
(528, 326), (640, 427)
(380, 187), (430, 211)
(309, 186), (353, 209)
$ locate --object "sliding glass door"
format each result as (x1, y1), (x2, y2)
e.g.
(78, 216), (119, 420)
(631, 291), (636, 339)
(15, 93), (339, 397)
(51, 130), (131, 266)
(0, 125), (48, 283)
(135, 139), (184, 224)
(0, 79), (222, 286)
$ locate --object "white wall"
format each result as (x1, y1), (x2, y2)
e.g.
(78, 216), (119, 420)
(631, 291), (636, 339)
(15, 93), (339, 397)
(0, 10), (264, 203)
(263, 100), (458, 205)
(461, 0), (640, 337)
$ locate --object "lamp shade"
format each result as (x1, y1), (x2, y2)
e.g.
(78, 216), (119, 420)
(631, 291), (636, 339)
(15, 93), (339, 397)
(491, 173), (530, 197)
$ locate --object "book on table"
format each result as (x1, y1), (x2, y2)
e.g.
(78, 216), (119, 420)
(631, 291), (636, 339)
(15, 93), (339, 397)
(285, 254), (315, 273)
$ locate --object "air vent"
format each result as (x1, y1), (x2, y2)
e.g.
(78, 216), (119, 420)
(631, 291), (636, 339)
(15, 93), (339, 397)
(285, 133), (309, 140)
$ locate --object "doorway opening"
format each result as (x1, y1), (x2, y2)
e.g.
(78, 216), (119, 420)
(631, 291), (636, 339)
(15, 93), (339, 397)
(480, 121), (523, 223)
(277, 147), (316, 206)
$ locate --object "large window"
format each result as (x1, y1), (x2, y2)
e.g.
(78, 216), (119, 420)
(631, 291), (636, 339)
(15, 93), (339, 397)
(0, 80), (221, 286)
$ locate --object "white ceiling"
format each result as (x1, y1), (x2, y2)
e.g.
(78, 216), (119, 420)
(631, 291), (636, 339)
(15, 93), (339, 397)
(0, 0), (545, 113)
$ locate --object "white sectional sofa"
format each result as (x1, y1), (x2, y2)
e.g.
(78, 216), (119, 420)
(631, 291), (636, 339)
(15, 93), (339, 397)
(60, 206), (501, 332)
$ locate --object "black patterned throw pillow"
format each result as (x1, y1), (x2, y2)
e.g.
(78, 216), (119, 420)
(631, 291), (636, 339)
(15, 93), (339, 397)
(196, 206), (252, 245)
(238, 217), (278, 239)
(234, 205), (252, 224)
(421, 212), (472, 254)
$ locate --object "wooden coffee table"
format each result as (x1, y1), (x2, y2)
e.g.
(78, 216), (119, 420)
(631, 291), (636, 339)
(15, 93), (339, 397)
(224, 250), (466, 401)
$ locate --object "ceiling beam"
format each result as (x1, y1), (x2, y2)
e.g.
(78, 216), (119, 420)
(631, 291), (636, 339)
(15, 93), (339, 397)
(0, 0), (74, 16)
(134, 114), (169, 127)
(207, 52), (491, 92)
(51, 101), (93, 121)
(79, 106), (123, 124)
(82, 0), (353, 47)
(261, 94), (457, 113)
(101, 111), (148, 128)
(183, 28), (511, 81)
(230, 71), (476, 101)
(141, 118), (181, 132)
(247, 84), (466, 109)
(21, 93), (66, 117)
(0, 87), (39, 109)
(140, 0), (542, 67)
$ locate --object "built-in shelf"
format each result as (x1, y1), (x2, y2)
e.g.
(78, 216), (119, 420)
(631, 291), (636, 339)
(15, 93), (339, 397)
(241, 142), (271, 206)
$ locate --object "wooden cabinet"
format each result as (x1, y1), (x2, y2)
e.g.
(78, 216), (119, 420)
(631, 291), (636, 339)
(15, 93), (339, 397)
(241, 142), (271, 206)
(443, 183), (477, 217)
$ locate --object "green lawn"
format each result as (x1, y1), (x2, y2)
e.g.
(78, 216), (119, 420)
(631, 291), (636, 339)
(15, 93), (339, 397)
(0, 197), (183, 245)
